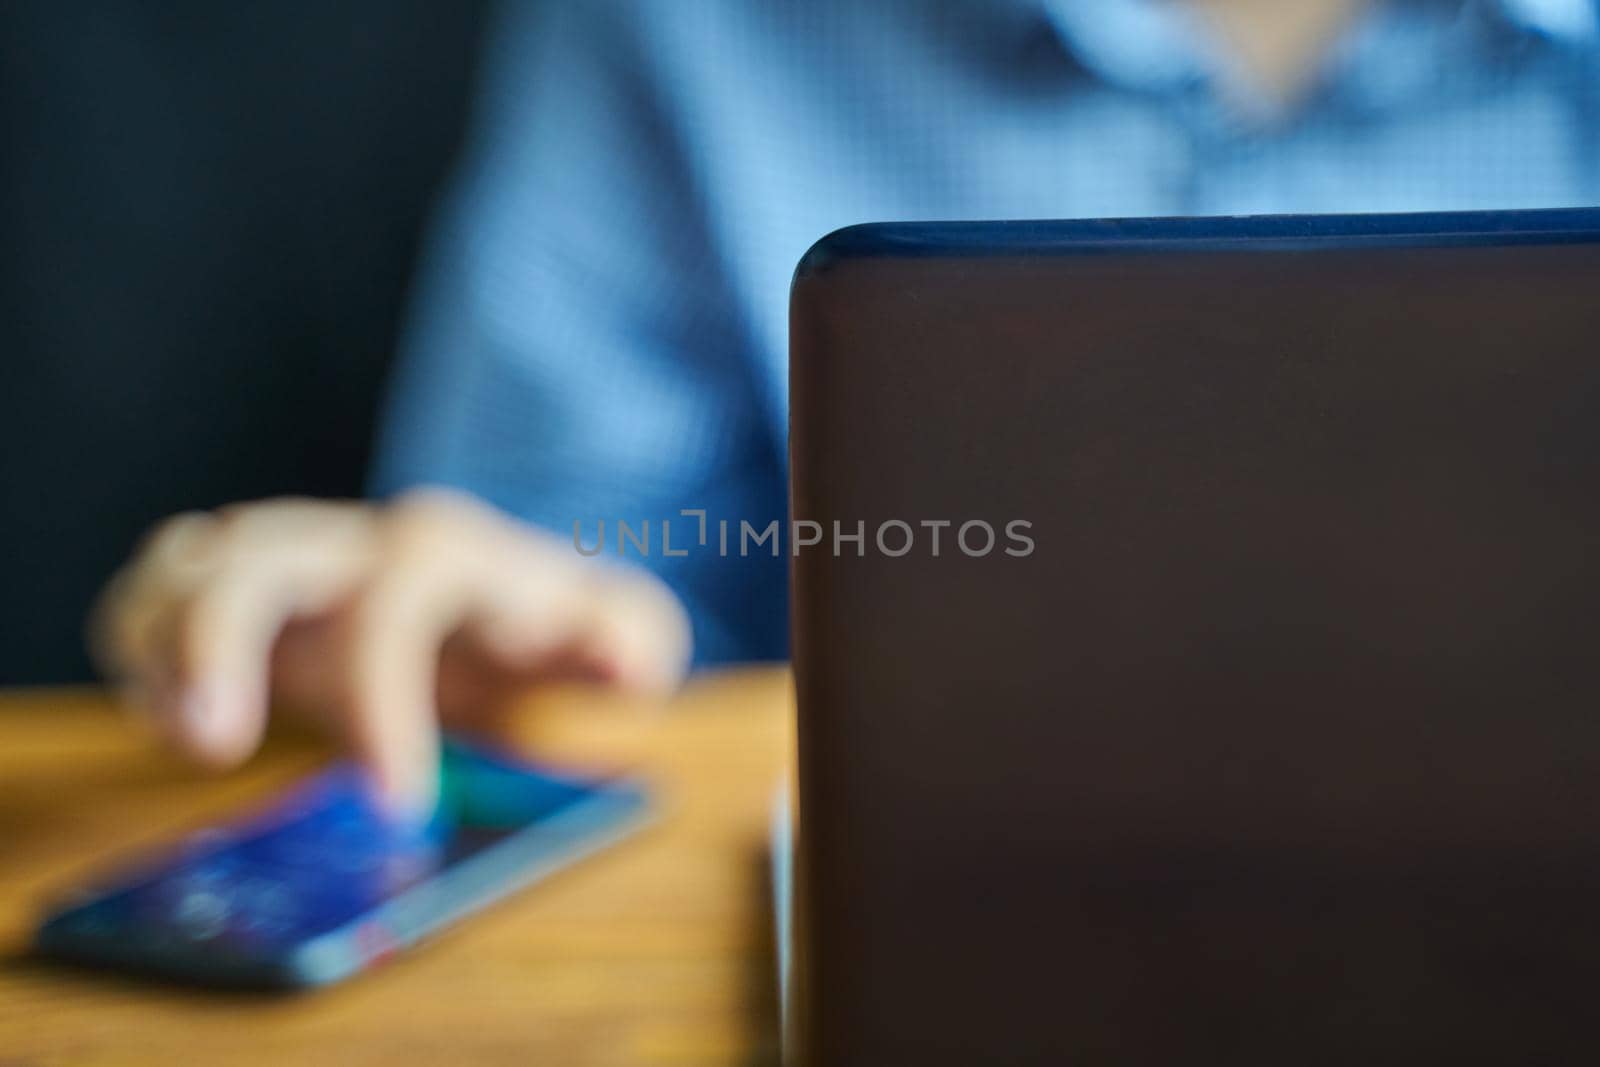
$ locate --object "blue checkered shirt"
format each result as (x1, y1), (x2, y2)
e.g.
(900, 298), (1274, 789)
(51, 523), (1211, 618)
(373, 0), (1600, 663)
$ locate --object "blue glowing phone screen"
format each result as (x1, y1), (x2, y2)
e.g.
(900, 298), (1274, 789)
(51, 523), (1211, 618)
(38, 741), (603, 961)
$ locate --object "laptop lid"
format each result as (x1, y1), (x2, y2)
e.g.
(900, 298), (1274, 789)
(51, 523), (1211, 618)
(789, 208), (1600, 1065)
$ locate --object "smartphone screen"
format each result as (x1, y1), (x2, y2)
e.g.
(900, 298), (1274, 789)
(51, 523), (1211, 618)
(34, 740), (650, 988)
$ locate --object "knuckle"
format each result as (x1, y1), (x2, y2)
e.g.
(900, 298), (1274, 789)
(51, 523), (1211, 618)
(107, 513), (220, 619)
(215, 498), (374, 567)
(393, 485), (479, 516)
(214, 496), (333, 539)
(143, 510), (219, 563)
(385, 490), (477, 557)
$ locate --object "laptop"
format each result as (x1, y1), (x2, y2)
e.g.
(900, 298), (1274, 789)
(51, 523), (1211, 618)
(787, 208), (1600, 1065)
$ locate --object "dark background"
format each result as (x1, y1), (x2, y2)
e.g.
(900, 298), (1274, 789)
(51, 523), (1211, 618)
(0, 1), (489, 683)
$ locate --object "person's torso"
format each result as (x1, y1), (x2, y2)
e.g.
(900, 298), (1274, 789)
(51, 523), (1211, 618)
(631, 0), (1600, 453)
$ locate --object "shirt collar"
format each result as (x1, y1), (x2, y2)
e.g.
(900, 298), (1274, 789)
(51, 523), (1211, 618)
(1040, 0), (1216, 95)
(1329, 0), (1598, 116)
(1041, 0), (1598, 101)
(1495, 0), (1599, 39)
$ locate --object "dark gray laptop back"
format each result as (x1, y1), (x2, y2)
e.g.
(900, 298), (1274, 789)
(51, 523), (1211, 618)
(789, 210), (1600, 1065)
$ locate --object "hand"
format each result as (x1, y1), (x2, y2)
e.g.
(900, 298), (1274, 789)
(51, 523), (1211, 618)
(91, 489), (692, 813)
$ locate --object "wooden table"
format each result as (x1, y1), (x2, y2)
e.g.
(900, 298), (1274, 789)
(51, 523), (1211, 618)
(0, 669), (793, 1066)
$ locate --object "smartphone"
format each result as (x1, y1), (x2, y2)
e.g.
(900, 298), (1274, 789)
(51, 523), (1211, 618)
(33, 739), (651, 989)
